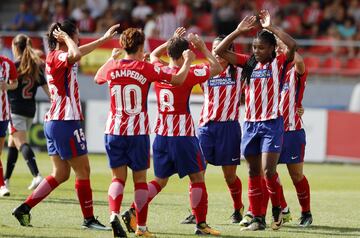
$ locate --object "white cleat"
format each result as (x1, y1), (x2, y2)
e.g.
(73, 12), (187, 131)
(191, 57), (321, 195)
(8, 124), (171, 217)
(28, 175), (43, 190)
(0, 185), (10, 197)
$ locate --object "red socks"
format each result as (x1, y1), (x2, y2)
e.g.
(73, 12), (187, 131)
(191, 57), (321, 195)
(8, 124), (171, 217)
(227, 176), (243, 210)
(294, 176), (311, 212)
(265, 173), (281, 207)
(108, 178), (125, 214)
(75, 179), (94, 219)
(261, 177), (269, 216)
(279, 184), (288, 210)
(134, 183), (149, 226)
(248, 176), (263, 217)
(190, 182), (208, 224)
(25, 176), (59, 208)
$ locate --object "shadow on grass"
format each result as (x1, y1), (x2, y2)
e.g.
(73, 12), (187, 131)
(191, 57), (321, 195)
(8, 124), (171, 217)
(282, 225), (360, 236)
(155, 231), (276, 238)
(2, 196), (108, 206)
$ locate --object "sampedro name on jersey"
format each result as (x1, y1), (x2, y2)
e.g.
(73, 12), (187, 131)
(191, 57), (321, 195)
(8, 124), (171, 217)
(95, 59), (172, 136)
(153, 62), (210, 136)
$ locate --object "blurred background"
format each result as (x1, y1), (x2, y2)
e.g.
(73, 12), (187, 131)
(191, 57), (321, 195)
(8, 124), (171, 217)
(1, 0), (360, 163)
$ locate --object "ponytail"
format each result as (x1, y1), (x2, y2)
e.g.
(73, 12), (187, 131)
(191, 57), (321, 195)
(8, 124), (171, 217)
(240, 54), (257, 85)
(12, 34), (42, 80)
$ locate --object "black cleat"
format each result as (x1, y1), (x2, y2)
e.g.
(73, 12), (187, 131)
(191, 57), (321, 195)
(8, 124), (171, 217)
(299, 211), (313, 227)
(230, 209), (243, 224)
(12, 203), (32, 227)
(240, 216), (266, 231)
(180, 212), (196, 224)
(110, 214), (127, 237)
(121, 208), (136, 233)
(271, 206), (284, 230)
(82, 216), (111, 230)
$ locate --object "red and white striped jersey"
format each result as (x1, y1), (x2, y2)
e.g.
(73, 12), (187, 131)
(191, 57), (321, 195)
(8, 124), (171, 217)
(198, 65), (243, 127)
(153, 62), (210, 136)
(279, 64), (307, 131)
(95, 59), (173, 136)
(0, 56), (17, 121)
(236, 53), (287, 122)
(45, 50), (83, 121)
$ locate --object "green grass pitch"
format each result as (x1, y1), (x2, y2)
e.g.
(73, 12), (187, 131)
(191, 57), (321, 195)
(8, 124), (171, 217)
(1, 152), (360, 238)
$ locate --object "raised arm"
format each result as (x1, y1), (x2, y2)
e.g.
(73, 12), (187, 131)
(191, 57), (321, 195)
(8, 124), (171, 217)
(214, 15), (257, 65)
(150, 27), (186, 64)
(53, 28), (81, 64)
(259, 9), (297, 62)
(169, 49), (195, 86)
(79, 24), (119, 56)
(294, 52), (305, 75)
(188, 33), (222, 77)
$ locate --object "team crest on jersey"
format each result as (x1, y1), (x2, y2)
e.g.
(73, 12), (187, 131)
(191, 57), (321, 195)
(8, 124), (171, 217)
(194, 67), (207, 77)
(282, 82), (289, 91)
(80, 143), (86, 150)
(154, 65), (161, 74)
(208, 76), (235, 87)
(58, 52), (67, 62)
(251, 69), (272, 79)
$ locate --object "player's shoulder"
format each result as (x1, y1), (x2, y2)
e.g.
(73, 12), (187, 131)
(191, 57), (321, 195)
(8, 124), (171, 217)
(190, 63), (209, 77)
(0, 55), (15, 65)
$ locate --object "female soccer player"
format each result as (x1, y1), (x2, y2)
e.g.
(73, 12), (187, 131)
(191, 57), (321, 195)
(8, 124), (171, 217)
(94, 27), (194, 237)
(4, 34), (51, 193)
(182, 35), (245, 225)
(277, 41), (312, 227)
(215, 10), (297, 231)
(121, 30), (222, 236)
(0, 55), (18, 197)
(12, 20), (118, 230)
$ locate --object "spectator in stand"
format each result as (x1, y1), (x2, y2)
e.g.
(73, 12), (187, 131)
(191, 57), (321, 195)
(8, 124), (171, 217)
(77, 8), (96, 33)
(144, 13), (158, 38)
(348, 0), (360, 23)
(213, 0), (238, 36)
(10, 2), (37, 31)
(175, 0), (192, 27)
(337, 17), (357, 57)
(96, 8), (117, 34)
(86, 0), (109, 19)
(52, 1), (68, 23)
(132, 0), (153, 26)
(155, 3), (177, 39)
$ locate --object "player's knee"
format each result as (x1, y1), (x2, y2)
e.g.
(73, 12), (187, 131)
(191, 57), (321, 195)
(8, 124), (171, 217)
(53, 171), (70, 183)
(224, 173), (237, 185)
(264, 167), (276, 179)
(290, 172), (303, 184)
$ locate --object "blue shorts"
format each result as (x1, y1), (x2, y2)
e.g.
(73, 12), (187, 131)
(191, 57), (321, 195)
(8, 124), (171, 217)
(105, 134), (150, 171)
(44, 120), (88, 160)
(241, 117), (284, 157)
(153, 135), (206, 179)
(278, 129), (306, 164)
(198, 121), (241, 166)
(0, 120), (9, 137)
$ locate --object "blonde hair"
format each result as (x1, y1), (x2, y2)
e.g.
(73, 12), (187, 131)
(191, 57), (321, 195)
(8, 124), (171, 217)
(12, 34), (43, 79)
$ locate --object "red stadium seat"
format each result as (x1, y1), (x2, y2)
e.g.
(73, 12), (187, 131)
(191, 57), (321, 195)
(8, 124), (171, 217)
(303, 56), (321, 74)
(342, 58), (360, 76)
(320, 57), (342, 75)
